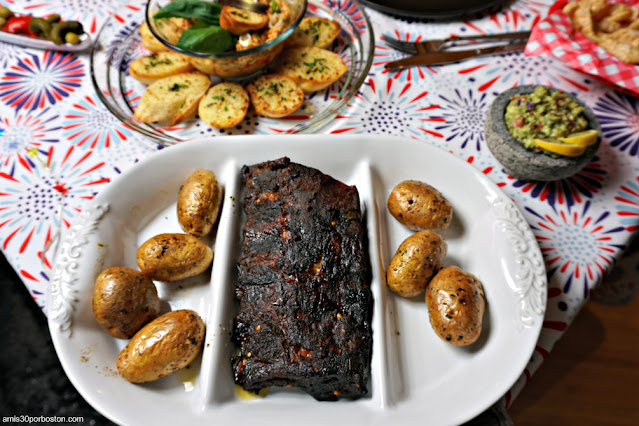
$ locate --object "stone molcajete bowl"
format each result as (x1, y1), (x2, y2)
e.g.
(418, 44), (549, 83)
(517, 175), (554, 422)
(484, 85), (601, 182)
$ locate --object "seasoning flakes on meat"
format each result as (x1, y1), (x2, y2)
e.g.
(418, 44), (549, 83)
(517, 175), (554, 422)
(232, 157), (372, 401)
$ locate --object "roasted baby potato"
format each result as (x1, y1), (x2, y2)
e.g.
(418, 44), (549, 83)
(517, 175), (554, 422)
(136, 233), (213, 281)
(177, 170), (223, 236)
(286, 17), (341, 49)
(274, 46), (347, 93)
(425, 265), (485, 346)
(388, 180), (453, 231)
(129, 52), (194, 85)
(246, 74), (304, 118)
(117, 309), (205, 383)
(198, 83), (249, 129)
(92, 267), (161, 339)
(386, 230), (447, 297)
(134, 71), (211, 126)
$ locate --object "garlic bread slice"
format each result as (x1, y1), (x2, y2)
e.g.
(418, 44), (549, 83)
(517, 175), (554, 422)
(134, 72), (211, 126)
(198, 83), (249, 128)
(219, 6), (268, 36)
(140, 22), (170, 52)
(246, 74), (304, 118)
(189, 57), (216, 75)
(153, 17), (192, 44)
(129, 52), (194, 85)
(274, 46), (347, 93)
(286, 17), (341, 49)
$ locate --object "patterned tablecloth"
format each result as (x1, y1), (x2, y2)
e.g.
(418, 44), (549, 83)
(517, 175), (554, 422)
(1, 0), (639, 416)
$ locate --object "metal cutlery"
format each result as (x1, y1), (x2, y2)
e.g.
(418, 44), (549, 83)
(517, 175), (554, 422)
(382, 30), (530, 55)
(384, 42), (527, 69)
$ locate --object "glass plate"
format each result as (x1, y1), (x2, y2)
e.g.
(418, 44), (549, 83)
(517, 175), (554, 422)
(90, 0), (374, 147)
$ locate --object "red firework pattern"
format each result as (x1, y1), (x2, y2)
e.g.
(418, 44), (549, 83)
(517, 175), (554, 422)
(0, 51), (84, 111)
(0, 145), (109, 255)
(526, 201), (625, 297)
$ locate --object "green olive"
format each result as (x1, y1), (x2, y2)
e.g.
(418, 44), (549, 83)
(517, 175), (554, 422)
(49, 21), (84, 45)
(0, 17), (6, 28)
(64, 32), (80, 44)
(0, 6), (13, 19)
(45, 14), (61, 24)
(28, 18), (52, 39)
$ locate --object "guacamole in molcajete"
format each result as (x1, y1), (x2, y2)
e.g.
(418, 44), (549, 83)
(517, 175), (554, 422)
(505, 86), (589, 150)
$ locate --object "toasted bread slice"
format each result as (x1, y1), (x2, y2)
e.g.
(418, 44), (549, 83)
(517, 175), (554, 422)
(153, 16), (192, 44)
(140, 22), (170, 52)
(219, 6), (268, 36)
(134, 72), (211, 126)
(274, 46), (347, 93)
(198, 83), (249, 128)
(129, 52), (194, 85)
(286, 17), (341, 49)
(189, 57), (216, 74)
(246, 74), (304, 118)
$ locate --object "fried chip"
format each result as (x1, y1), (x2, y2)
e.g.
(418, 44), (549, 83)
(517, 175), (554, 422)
(563, 0), (639, 64)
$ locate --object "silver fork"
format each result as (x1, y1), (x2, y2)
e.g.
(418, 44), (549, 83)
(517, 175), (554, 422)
(382, 31), (531, 55)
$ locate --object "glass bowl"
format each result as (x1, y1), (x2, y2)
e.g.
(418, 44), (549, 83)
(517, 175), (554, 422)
(145, 0), (307, 79)
(90, 0), (374, 146)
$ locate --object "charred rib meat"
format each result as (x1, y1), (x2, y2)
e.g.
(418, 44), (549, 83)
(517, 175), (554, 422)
(232, 157), (372, 401)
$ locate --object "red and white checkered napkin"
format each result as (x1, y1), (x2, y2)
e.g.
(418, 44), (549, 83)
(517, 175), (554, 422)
(525, 0), (639, 96)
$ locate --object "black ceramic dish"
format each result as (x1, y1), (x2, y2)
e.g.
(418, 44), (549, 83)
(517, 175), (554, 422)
(360, 0), (506, 20)
(484, 85), (601, 182)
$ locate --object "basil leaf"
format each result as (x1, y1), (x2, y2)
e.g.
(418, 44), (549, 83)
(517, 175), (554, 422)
(176, 26), (235, 53)
(154, 0), (221, 24)
(190, 18), (211, 29)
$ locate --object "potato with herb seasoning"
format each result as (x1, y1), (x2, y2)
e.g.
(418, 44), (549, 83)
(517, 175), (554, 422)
(177, 169), (223, 236)
(386, 230), (447, 297)
(136, 233), (213, 281)
(92, 267), (161, 339)
(117, 309), (205, 383)
(426, 265), (485, 346)
(388, 180), (453, 231)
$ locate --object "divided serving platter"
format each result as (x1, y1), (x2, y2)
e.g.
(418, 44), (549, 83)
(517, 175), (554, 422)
(48, 134), (546, 426)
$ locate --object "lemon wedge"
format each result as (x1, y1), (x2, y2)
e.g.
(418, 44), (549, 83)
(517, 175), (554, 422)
(558, 129), (598, 147)
(534, 138), (586, 157)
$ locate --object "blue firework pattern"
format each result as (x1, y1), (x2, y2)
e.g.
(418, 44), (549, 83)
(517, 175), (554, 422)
(435, 89), (489, 151)
(506, 155), (606, 210)
(526, 201), (625, 298)
(62, 94), (133, 150)
(0, 107), (61, 170)
(594, 91), (639, 156)
(0, 52), (84, 111)
(335, 81), (443, 138)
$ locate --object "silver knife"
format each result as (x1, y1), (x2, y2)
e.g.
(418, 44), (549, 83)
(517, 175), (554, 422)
(384, 42), (527, 69)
